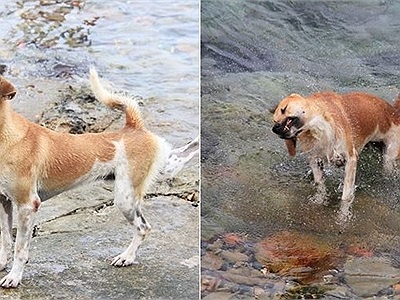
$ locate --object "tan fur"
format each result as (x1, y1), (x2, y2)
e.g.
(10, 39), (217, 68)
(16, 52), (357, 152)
(0, 98), (158, 205)
(0, 72), (170, 288)
(272, 91), (400, 222)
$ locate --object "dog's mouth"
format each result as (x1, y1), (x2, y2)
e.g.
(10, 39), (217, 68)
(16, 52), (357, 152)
(272, 116), (303, 139)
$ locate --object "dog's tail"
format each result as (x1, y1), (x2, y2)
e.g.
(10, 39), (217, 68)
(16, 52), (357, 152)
(89, 68), (144, 130)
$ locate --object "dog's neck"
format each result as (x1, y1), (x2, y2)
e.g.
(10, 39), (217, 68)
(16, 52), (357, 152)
(0, 100), (28, 144)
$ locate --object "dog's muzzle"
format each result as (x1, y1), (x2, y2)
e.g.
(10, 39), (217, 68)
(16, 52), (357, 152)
(272, 116), (302, 139)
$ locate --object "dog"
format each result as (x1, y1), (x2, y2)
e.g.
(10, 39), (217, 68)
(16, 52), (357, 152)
(0, 70), (198, 288)
(272, 91), (400, 221)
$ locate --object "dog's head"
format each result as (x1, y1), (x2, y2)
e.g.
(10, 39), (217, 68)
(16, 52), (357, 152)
(0, 76), (16, 101)
(272, 93), (309, 156)
(272, 93), (308, 139)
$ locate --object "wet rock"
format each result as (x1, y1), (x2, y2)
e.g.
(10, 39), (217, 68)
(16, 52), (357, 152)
(254, 231), (343, 283)
(220, 250), (249, 264)
(201, 274), (223, 295)
(202, 252), (224, 271)
(343, 257), (400, 297)
(202, 291), (238, 300)
(38, 85), (130, 133)
(345, 243), (374, 258)
(222, 233), (246, 246)
(283, 285), (332, 299)
(252, 286), (269, 299)
(325, 286), (356, 299)
(223, 267), (271, 286)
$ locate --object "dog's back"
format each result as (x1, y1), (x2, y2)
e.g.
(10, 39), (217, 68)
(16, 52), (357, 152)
(36, 71), (170, 200)
(308, 91), (400, 151)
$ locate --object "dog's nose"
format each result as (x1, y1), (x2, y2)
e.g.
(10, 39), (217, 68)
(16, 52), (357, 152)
(272, 123), (281, 134)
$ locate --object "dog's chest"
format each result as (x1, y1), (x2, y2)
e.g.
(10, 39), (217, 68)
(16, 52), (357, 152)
(299, 128), (347, 162)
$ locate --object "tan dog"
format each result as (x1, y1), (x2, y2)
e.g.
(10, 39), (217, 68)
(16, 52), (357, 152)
(272, 92), (400, 221)
(0, 70), (198, 288)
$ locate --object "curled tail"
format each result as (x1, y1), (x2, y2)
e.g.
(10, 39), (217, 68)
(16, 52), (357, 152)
(89, 68), (144, 129)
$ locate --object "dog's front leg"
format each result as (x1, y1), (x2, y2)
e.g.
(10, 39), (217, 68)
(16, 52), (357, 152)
(338, 154), (357, 223)
(0, 201), (38, 288)
(309, 157), (327, 204)
(0, 195), (12, 270)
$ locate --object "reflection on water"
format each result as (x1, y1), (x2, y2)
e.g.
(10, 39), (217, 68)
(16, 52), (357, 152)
(202, 0), (400, 297)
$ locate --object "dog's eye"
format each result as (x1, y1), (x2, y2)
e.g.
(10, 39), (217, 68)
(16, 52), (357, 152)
(281, 105), (287, 114)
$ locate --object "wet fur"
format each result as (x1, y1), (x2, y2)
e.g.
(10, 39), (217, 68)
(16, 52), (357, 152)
(272, 92), (400, 221)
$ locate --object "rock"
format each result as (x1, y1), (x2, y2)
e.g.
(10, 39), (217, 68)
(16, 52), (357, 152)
(202, 291), (238, 300)
(201, 275), (223, 295)
(343, 257), (400, 297)
(254, 231), (343, 283)
(325, 286), (356, 299)
(202, 252), (224, 270)
(221, 233), (246, 246)
(223, 267), (271, 286)
(220, 250), (249, 264)
(38, 85), (126, 134)
(252, 286), (270, 299)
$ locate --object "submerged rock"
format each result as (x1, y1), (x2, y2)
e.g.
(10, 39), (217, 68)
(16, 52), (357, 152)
(254, 231), (344, 284)
(343, 257), (400, 297)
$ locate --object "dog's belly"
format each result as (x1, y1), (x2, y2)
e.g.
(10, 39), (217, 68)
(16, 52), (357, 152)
(38, 158), (116, 201)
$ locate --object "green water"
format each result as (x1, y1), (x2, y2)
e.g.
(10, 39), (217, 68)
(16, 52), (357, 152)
(202, 0), (400, 255)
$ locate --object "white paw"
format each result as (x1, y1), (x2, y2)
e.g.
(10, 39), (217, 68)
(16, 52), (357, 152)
(111, 254), (137, 267)
(0, 274), (22, 288)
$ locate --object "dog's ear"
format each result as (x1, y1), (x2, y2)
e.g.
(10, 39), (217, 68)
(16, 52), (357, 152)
(0, 76), (16, 100)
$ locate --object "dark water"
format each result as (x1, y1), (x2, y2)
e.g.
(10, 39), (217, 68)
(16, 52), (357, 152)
(202, 0), (400, 258)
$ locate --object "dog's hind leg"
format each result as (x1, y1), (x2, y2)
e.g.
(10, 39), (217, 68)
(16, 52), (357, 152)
(0, 196), (12, 271)
(111, 179), (151, 267)
(383, 140), (399, 174)
(111, 143), (151, 267)
(338, 154), (357, 223)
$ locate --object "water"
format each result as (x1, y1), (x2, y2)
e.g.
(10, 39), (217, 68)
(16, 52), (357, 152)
(202, 0), (400, 281)
(0, 1), (199, 298)
(0, 0), (199, 132)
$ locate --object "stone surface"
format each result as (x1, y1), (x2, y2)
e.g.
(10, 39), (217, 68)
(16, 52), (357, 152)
(344, 257), (400, 297)
(3, 189), (199, 299)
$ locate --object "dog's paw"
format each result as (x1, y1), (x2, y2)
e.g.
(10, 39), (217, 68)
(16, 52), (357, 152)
(336, 203), (353, 226)
(0, 274), (21, 288)
(111, 254), (138, 267)
(0, 257), (8, 271)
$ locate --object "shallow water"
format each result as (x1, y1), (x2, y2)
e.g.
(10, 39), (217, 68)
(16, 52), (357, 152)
(201, 0), (400, 292)
(0, 0), (199, 132)
(0, 1), (199, 298)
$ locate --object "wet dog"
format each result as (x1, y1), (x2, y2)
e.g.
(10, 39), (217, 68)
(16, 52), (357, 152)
(272, 92), (400, 221)
(0, 70), (198, 288)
